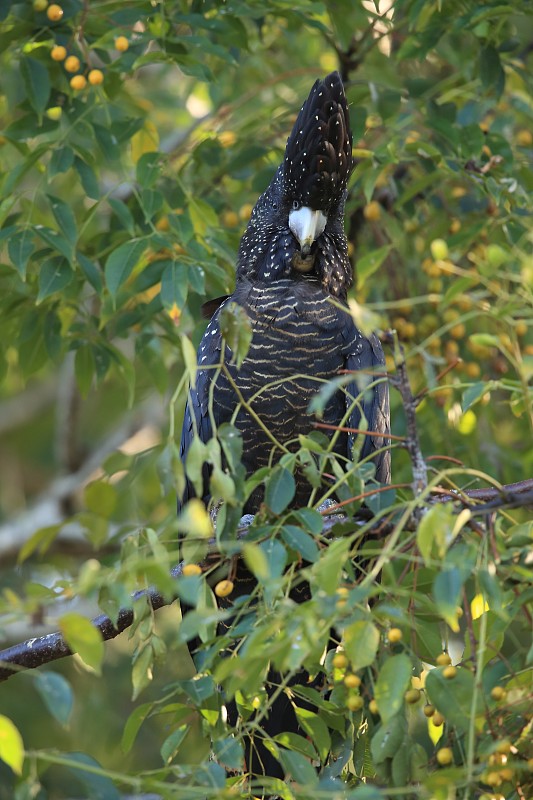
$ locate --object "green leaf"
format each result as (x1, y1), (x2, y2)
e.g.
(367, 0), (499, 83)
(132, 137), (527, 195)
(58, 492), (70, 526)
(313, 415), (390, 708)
(265, 466), (295, 514)
(242, 542), (269, 581)
(49, 146), (74, 178)
(59, 613), (104, 675)
(0, 715), (24, 775)
(479, 45), (505, 95)
(105, 239), (146, 299)
(433, 568), (464, 630)
(48, 195), (77, 245)
(74, 157), (100, 200)
(109, 198), (136, 234)
(160, 725), (188, 764)
(136, 151), (160, 188)
(462, 382), (491, 413)
(295, 707), (331, 762)
(213, 736), (244, 770)
(37, 257), (74, 303)
(375, 654), (412, 723)
(425, 667), (476, 733)
(312, 538), (350, 594)
(84, 480), (117, 517)
(417, 502), (454, 565)
(219, 302), (253, 368)
(34, 672), (73, 726)
(344, 620), (380, 671)
(121, 702), (152, 754)
(34, 226), (74, 262)
(8, 230), (34, 280)
(161, 261), (188, 309)
(75, 344), (95, 396)
(278, 748), (318, 786)
(181, 334), (198, 389)
(20, 56), (50, 114)
(132, 645), (154, 700)
(281, 525), (319, 563)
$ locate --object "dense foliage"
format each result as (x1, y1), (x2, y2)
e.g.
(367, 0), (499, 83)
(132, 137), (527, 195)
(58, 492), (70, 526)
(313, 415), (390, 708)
(0, 1), (531, 798)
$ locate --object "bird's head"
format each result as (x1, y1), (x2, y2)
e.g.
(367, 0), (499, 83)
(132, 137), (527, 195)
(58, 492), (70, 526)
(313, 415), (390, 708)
(237, 72), (353, 298)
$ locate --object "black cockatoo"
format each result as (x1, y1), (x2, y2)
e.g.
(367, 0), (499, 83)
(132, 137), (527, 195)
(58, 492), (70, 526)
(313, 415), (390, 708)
(178, 72), (390, 780)
(180, 72), (390, 510)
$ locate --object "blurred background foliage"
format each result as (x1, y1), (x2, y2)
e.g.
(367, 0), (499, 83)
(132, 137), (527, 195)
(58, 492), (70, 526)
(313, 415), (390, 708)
(0, 0), (532, 798)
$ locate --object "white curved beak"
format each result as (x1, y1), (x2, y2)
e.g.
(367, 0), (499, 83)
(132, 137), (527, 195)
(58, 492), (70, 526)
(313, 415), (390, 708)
(289, 207), (327, 255)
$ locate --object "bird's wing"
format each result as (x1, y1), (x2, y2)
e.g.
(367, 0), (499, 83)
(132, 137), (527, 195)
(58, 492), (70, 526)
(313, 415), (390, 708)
(178, 313), (223, 508)
(344, 332), (391, 484)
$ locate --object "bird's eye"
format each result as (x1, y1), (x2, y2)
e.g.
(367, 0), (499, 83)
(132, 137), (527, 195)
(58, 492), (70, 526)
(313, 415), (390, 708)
(292, 200), (300, 210)
(272, 200), (279, 211)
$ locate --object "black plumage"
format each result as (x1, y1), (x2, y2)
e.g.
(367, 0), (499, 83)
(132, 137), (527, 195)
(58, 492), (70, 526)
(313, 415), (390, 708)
(180, 72), (390, 513)
(179, 72), (390, 780)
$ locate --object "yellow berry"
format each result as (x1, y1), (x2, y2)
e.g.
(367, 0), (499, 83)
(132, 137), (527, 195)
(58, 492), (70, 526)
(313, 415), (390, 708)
(430, 239), (449, 260)
(33, 0), (48, 10)
(436, 653), (452, 666)
(182, 564), (202, 577)
(115, 36), (129, 52)
(443, 665), (457, 680)
(344, 674), (361, 689)
(346, 695), (364, 712)
(465, 362), (481, 378)
(405, 688), (421, 704)
(499, 768), (514, 781)
(495, 740), (511, 755)
(363, 201), (381, 222)
(485, 772), (502, 787)
(218, 131), (237, 148)
(239, 203), (253, 221)
(423, 704), (435, 717)
(516, 129), (533, 147)
(388, 627), (403, 643)
(45, 106), (62, 120)
(64, 55), (80, 73)
(215, 579), (234, 598)
(490, 686), (506, 701)
(70, 74), (87, 91)
(50, 45), (66, 61)
(432, 711), (445, 726)
(88, 69), (104, 85)
(450, 323), (466, 339)
(516, 321), (528, 337)
(47, 4), (63, 21)
(332, 653), (348, 670)
(369, 699), (379, 715)
(449, 219), (461, 234)
(436, 747), (453, 766)
(222, 210), (239, 228)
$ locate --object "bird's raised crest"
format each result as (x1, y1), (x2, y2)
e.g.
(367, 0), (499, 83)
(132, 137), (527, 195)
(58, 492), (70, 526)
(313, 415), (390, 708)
(283, 71), (353, 211)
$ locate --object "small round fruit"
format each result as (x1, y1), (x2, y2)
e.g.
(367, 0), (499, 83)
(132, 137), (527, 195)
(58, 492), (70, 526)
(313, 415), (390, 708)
(115, 35), (129, 52)
(490, 686), (506, 701)
(405, 688), (421, 704)
(430, 238), (449, 260)
(436, 652), (452, 666)
(436, 747), (453, 766)
(46, 3), (63, 21)
(64, 55), (80, 72)
(215, 579), (234, 598)
(344, 674), (361, 689)
(516, 129), (533, 147)
(45, 106), (62, 120)
(424, 704), (435, 718)
(182, 564), (202, 577)
(499, 768), (514, 781)
(432, 712), (445, 726)
(363, 201), (381, 222)
(485, 772), (502, 787)
(222, 210), (239, 227)
(88, 69), (104, 85)
(388, 627), (403, 643)
(70, 74), (86, 90)
(369, 699), (379, 715)
(332, 653), (348, 670)
(443, 665), (457, 680)
(51, 45), (66, 61)
(346, 695), (364, 712)
(239, 202), (253, 221)
(33, 0), (48, 10)
(495, 740), (511, 755)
